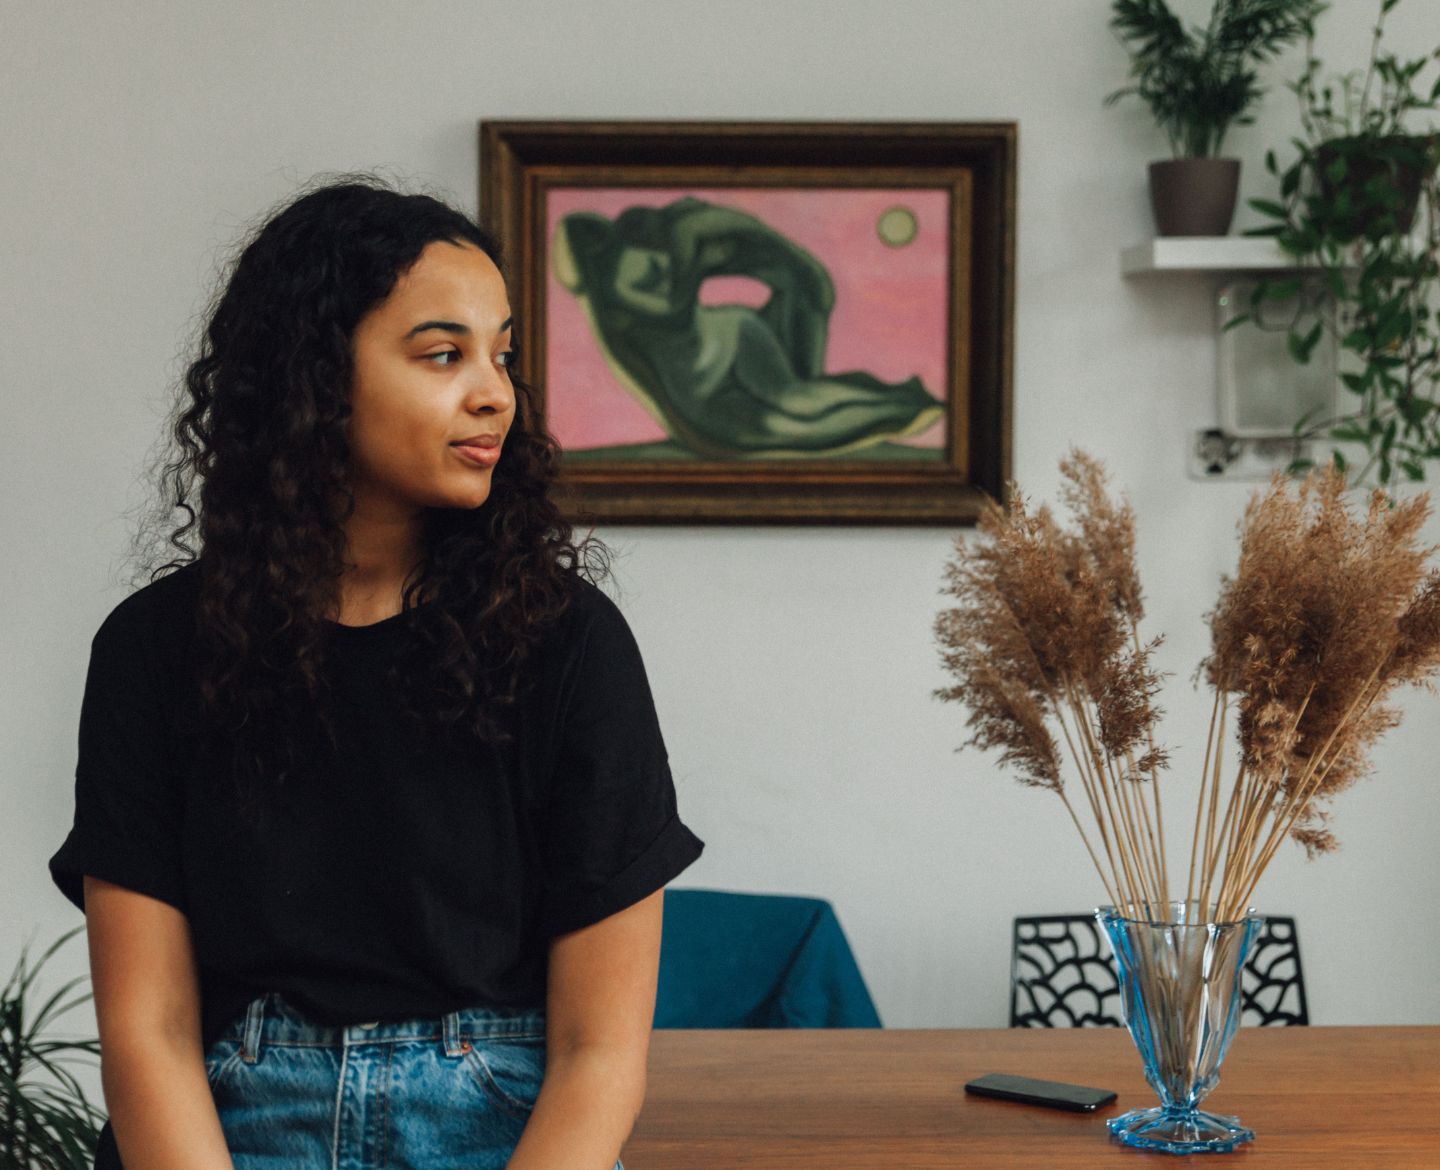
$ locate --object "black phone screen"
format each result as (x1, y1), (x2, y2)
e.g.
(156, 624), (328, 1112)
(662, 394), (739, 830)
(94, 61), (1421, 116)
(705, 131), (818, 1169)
(964, 1072), (1118, 1112)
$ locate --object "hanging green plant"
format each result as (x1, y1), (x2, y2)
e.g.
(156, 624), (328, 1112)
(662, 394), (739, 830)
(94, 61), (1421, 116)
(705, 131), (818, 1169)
(1235, 0), (1440, 485)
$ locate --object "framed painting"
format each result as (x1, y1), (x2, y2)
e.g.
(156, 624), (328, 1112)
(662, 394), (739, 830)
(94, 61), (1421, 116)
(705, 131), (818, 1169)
(479, 120), (1014, 524)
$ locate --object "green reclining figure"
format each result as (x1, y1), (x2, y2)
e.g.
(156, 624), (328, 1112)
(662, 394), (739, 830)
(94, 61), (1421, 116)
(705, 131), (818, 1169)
(553, 196), (944, 460)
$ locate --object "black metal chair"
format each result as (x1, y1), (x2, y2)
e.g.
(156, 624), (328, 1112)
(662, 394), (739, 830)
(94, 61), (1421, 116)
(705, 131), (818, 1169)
(1009, 913), (1309, 1028)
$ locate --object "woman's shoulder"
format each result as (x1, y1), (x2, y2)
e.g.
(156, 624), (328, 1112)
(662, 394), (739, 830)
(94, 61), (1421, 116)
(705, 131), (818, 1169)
(532, 578), (659, 690)
(91, 561), (202, 656)
(546, 576), (635, 642)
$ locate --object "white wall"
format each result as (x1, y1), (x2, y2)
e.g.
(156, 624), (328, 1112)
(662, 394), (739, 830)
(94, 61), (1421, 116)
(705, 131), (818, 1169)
(5, 0), (1437, 1058)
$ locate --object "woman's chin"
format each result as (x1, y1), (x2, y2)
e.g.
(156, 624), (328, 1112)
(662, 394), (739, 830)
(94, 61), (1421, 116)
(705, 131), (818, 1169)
(443, 484), (494, 511)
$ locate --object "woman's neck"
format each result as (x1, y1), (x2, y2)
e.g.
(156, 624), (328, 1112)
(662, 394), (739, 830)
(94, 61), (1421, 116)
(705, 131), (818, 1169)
(334, 505), (425, 624)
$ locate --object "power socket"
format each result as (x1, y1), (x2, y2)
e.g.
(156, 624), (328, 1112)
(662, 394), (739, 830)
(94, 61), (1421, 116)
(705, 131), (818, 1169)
(1188, 429), (1314, 481)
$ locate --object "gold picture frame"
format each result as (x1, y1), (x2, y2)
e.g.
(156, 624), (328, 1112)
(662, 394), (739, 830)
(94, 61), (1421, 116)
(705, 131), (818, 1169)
(480, 120), (1015, 524)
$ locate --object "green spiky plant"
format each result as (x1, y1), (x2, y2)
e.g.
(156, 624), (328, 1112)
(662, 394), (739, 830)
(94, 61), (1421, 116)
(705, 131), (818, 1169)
(1, 925), (106, 1168)
(1106, 0), (1327, 157)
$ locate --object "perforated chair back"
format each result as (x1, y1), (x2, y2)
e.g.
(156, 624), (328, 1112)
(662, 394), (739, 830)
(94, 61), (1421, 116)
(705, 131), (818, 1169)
(1010, 913), (1308, 1028)
(1010, 914), (1123, 1027)
(1240, 915), (1309, 1025)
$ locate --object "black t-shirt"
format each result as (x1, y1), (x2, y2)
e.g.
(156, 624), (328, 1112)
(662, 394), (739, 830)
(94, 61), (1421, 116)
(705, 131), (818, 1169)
(49, 561), (704, 1053)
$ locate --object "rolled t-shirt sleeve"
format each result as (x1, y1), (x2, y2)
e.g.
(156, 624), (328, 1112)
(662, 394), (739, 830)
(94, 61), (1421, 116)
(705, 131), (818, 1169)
(539, 592), (704, 938)
(48, 602), (187, 915)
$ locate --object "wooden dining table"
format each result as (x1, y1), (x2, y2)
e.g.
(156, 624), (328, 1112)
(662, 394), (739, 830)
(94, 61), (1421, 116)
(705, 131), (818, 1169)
(620, 1025), (1439, 1168)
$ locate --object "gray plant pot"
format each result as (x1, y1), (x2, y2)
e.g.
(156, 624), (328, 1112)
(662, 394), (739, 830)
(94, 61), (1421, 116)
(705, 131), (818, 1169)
(1148, 158), (1241, 237)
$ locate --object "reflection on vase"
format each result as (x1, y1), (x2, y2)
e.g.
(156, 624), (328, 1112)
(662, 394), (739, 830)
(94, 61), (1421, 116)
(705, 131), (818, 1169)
(1096, 902), (1262, 1155)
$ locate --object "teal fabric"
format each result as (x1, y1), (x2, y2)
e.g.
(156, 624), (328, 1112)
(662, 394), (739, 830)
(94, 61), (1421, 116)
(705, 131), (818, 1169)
(653, 889), (882, 1029)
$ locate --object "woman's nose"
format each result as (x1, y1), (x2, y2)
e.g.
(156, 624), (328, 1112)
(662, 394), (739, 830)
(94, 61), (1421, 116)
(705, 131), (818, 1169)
(464, 364), (514, 414)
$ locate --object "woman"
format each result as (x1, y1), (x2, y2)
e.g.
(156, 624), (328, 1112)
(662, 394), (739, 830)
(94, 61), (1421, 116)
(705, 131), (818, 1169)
(48, 173), (705, 1170)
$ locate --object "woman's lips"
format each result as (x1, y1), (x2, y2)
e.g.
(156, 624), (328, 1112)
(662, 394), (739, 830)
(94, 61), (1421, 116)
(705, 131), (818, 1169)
(451, 441), (500, 467)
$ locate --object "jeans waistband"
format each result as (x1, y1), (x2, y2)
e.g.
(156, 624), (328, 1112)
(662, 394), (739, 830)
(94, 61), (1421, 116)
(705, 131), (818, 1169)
(232, 992), (547, 1064)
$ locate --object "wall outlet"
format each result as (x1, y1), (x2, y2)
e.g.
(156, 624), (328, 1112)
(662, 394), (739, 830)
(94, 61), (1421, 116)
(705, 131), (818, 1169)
(1188, 429), (1313, 481)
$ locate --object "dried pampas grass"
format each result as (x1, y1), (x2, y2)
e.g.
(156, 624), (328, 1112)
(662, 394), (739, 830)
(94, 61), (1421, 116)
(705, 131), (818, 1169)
(935, 452), (1440, 922)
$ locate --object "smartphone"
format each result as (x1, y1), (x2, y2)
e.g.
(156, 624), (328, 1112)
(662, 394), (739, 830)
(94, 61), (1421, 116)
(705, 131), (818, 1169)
(964, 1072), (1118, 1113)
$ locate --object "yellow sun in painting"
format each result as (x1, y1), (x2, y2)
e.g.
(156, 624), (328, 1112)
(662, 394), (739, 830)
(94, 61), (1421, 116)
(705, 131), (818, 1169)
(876, 205), (918, 247)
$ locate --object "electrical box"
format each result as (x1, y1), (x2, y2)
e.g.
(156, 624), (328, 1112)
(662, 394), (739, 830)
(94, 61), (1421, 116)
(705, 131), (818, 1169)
(1216, 277), (1338, 438)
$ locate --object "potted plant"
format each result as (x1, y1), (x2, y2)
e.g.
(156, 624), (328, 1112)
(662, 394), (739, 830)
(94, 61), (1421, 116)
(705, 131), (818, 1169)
(935, 450), (1440, 1152)
(1106, 0), (1325, 236)
(1, 925), (106, 1167)
(1237, 0), (1440, 486)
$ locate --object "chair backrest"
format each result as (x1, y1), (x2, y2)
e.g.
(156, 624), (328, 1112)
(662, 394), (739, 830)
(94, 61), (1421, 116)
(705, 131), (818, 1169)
(1010, 913), (1308, 1028)
(1010, 914), (1123, 1027)
(655, 888), (882, 1029)
(1240, 914), (1309, 1025)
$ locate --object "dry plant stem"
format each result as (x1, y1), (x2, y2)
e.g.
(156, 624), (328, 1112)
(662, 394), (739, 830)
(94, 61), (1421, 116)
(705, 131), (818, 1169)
(1206, 763), (1252, 912)
(1046, 678), (1110, 838)
(1081, 689), (1163, 915)
(1214, 776), (1268, 922)
(1214, 770), (1248, 894)
(1186, 687), (1224, 909)
(1116, 748), (1155, 899)
(1056, 788), (1124, 911)
(1211, 687), (1313, 917)
(1107, 755), (1164, 913)
(1018, 646), (1132, 910)
(1132, 627), (1170, 907)
(1226, 779), (1274, 911)
(1125, 744), (1169, 909)
(1067, 680), (1151, 912)
(1093, 727), (1148, 908)
(1090, 751), (1146, 911)
(1123, 761), (1165, 912)
(1199, 702), (1235, 919)
(1052, 681), (1125, 893)
(1049, 678), (1131, 904)
(1201, 755), (1225, 910)
(1217, 673), (1380, 921)
(987, 593), (1133, 909)
(1223, 756), (1258, 860)
(1224, 767), (1265, 873)
(1222, 671), (1388, 919)
(1243, 679), (1379, 892)
(1151, 783), (1169, 906)
(1195, 696), (1229, 917)
(1064, 723), (1119, 868)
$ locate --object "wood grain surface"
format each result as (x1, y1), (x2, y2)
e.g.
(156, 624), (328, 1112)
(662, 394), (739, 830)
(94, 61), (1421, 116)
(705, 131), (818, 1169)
(621, 1026), (1439, 1168)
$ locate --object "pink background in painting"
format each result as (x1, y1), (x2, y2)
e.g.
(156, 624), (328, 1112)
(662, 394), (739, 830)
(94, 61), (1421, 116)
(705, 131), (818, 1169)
(543, 186), (951, 452)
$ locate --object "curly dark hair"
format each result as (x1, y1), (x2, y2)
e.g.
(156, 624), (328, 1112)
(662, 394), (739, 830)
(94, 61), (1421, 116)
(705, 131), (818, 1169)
(131, 171), (606, 816)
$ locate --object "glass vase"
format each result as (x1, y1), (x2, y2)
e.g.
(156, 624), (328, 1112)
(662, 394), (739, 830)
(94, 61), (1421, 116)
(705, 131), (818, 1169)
(1096, 902), (1262, 1155)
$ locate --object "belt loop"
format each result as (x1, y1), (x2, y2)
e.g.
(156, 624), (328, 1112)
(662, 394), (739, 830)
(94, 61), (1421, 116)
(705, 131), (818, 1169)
(442, 1009), (468, 1056)
(241, 994), (267, 1063)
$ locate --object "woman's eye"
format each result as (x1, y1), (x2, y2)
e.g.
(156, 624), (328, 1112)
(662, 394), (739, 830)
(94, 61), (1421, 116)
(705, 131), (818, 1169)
(425, 350), (460, 366)
(496, 349), (518, 369)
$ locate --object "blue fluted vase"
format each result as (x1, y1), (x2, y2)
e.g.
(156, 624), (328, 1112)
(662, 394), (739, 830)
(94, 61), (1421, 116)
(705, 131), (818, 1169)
(1096, 902), (1262, 1155)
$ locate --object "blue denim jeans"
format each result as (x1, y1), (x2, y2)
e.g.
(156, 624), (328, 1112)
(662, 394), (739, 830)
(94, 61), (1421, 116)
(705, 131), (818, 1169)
(204, 991), (623, 1170)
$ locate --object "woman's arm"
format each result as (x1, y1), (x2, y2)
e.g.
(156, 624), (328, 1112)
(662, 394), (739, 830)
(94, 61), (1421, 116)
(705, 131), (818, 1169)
(85, 876), (236, 1170)
(505, 889), (665, 1170)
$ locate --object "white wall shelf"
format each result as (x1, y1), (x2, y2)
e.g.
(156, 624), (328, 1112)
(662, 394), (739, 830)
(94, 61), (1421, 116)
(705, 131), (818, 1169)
(1121, 236), (1337, 479)
(1120, 237), (1319, 275)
